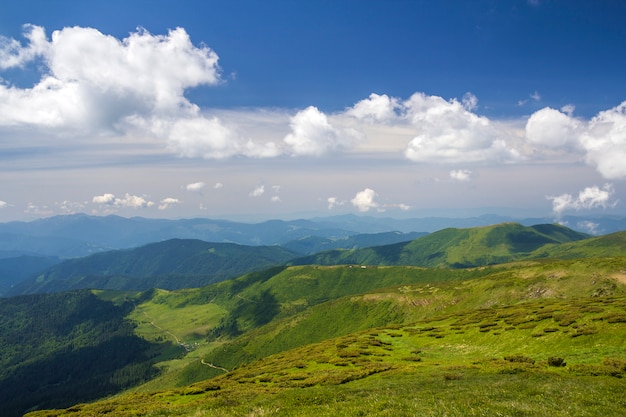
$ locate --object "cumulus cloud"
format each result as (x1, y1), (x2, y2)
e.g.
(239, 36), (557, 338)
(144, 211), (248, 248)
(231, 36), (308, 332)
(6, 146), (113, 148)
(0, 200), (7, 209)
(525, 107), (581, 149)
(158, 197), (180, 210)
(578, 101), (626, 179)
(327, 197), (345, 210)
(0, 25), (220, 131)
(249, 185), (265, 197)
(284, 106), (361, 156)
(214, 182), (223, 189)
(403, 93), (518, 164)
(351, 188), (379, 212)
(548, 184), (616, 217)
(185, 182), (206, 192)
(92, 193), (116, 205)
(450, 169), (472, 181)
(92, 193), (154, 209)
(346, 93), (400, 122)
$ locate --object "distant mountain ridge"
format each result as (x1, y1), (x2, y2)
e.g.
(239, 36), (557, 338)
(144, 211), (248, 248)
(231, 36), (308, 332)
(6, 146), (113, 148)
(291, 223), (593, 268)
(1, 213), (624, 259)
(8, 239), (298, 296)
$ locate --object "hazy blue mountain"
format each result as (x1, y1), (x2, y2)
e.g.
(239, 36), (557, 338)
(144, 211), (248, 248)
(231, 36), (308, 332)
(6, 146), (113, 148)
(0, 255), (62, 297)
(1, 213), (623, 260)
(282, 231), (427, 255)
(8, 239), (298, 295)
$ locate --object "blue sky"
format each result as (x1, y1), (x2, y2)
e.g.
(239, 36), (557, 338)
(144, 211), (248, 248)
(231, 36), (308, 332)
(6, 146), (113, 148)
(0, 0), (625, 229)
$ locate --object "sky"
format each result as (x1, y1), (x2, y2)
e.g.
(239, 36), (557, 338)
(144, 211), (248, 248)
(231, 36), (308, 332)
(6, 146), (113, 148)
(0, 0), (625, 227)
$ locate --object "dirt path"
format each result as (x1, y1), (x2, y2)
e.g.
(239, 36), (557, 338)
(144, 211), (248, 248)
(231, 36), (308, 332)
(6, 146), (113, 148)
(201, 359), (229, 373)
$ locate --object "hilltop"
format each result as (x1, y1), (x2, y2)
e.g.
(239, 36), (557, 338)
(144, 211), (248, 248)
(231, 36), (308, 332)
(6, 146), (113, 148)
(292, 223), (592, 267)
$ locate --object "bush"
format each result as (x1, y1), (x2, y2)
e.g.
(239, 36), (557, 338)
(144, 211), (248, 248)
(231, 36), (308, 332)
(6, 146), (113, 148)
(504, 354), (535, 364)
(547, 357), (566, 367)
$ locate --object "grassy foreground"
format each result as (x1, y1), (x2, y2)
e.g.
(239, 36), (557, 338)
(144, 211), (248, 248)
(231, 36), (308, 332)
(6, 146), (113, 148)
(27, 294), (626, 416)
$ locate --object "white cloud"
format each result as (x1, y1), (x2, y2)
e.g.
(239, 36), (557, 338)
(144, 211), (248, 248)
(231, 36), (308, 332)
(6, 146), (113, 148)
(92, 193), (154, 209)
(450, 169), (472, 181)
(56, 200), (86, 214)
(578, 101), (626, 179)
(561, 104), (575, 116)
(548, 184), (616, 217)
(214, 182), (223, 189)
(576, 220), (601, 235)
(249, 185), (265, 197)
(92, 193), (116, 205)
(151, 116), (240, 159)
(271, 196), (281, 203)
(346, 93), (400, 122)
(185, 182), (206, 192)
(461, 92), (478, 111)
(351, 188), (379, 212)
(0, 25), (221, 132)
(284, 106), (361, 156)
(158, 197), (180, 210)
(525, 107), (581, 149)
(403, 93), (518, 163)
(327, 197), (344, 210)
(0, 24), (49, 69)
(530, 91), (541, 102)
(0, 200), (7, 209)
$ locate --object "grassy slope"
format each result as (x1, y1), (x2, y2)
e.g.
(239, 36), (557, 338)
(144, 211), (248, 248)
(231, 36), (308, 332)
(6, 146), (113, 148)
(291, 223), (593, 268)
(11, 240), (298, 295)
(25, 256), (622, 414)
(28, 289), (626, 416)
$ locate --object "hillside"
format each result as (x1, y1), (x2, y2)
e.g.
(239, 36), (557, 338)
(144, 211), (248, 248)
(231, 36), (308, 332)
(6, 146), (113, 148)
(292, 223), (591, 267)
(0, 255), (61, 297)
(3, 223), (626, 416)
(26, 257), (626, 417)
(281, 230), (427, 255)
(0, 290), (165, 417)
(8, 239), (298, 296)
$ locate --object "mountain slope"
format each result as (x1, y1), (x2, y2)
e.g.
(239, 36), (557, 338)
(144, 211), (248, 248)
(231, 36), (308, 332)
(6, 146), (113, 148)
(9, 239), (298, 295)
(281, 231), (427, 255)
(292, 223), (590, 267)
(0, 290), (164, 417)
(26, 257), (626, 417)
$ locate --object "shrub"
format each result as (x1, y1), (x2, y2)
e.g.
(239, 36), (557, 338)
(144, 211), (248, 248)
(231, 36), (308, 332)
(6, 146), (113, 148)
(504, 354), (535, 364)
(547, 357), (566, 367)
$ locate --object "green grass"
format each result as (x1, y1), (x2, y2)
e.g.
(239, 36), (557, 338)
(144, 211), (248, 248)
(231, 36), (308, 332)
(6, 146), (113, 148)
(27, 294), (626, 416)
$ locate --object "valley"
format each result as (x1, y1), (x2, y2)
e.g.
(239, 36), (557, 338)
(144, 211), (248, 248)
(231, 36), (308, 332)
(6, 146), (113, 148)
(0, 217), (624, 416)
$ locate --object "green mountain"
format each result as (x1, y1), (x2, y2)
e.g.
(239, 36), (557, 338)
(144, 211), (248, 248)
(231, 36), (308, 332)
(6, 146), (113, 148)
(4, 222), (626, 416)
(0, 290), (165, 417)
(292, 223), (591, 267)
(9, 239), (298, 295)
(281, 231), (427, 255)
(26, 256), (626, 417)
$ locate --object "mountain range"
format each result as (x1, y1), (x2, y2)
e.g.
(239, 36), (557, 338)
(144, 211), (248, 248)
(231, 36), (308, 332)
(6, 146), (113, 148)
(0, 217), (625, 416)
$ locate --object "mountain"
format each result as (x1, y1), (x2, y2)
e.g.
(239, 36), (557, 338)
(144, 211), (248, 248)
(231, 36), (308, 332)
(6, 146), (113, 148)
(292, 223), (591, 268)
(21, 255), (626, 417)
(281, 230), (427, 255)
(0, 255), (61, 297)
(8, 239), (298, 296)
(2, 213), (624, 259)
(0, 290), (164, 417)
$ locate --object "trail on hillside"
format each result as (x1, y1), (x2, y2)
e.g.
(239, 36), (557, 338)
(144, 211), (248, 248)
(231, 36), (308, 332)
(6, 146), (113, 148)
(136, 308), (192, 352)
(201, 359), (229, 373)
